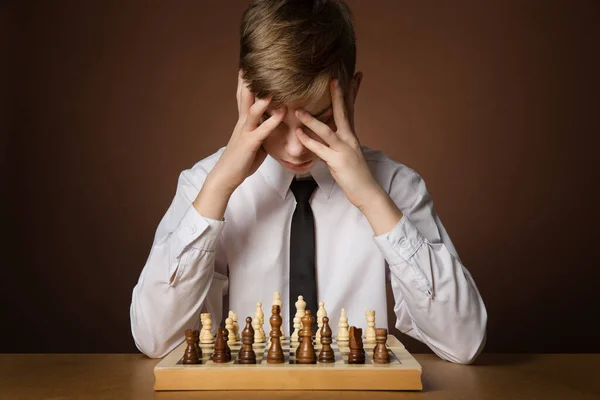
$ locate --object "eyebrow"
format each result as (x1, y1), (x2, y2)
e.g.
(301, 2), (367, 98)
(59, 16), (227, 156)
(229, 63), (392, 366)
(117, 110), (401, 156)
(265, 103), (333, 119)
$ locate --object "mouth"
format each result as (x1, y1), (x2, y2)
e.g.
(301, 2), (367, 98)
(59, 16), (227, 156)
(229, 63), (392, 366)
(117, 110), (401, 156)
(281, 159), (314, 170)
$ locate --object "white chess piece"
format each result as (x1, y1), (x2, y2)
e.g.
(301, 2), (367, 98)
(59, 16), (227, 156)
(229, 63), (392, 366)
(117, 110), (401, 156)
(316, 301), (327, 341)
(254, 302), (266, 343)
(225, 317), (236, 344)
(337, 308), (349, 342)
(272, 292), (284, 337)
(229, 311), (240, 341)
(291, 295), (306, 342)
(366, 310), (376, 343)
(200, 314), (214, 344)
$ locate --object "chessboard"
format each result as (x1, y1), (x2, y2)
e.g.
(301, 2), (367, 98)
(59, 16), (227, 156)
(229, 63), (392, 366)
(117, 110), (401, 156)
(154, 335), (422, 391)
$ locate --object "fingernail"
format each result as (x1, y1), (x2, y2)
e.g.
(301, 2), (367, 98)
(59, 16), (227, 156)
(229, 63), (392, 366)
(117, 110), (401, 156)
(296, 110), (304, 118)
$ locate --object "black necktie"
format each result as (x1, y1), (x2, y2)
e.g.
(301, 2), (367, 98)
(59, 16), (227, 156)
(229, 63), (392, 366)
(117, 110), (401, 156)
(289, 178), (319, 334)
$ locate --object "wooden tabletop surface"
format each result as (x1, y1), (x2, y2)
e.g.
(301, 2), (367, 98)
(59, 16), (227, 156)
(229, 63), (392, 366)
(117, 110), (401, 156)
(1, 353), (599, 399)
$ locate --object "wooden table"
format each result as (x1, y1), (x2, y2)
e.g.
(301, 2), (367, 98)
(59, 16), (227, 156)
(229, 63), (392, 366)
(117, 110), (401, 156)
(1, 353), (599, 399)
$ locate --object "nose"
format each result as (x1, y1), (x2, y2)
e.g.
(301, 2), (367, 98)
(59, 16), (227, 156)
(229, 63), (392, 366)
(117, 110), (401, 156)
(284, 124), (309, 159)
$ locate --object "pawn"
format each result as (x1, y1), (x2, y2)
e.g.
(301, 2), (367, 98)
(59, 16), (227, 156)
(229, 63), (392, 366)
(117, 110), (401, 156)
(348, 326), (366, 364)
(337, 308), (349, 342)
(373, 328), (390, 364)
(200, 314), (214, 344)
(365, 310), (376, 343)
(225, 317), (236, 345)
(183, 329), (201, 364)
(318, 317), (335, 363)
(297, 312), (317, 364)
(267, 305), (285, 363)
(238, 317), (256, 364)
(212, 328), (228, 363)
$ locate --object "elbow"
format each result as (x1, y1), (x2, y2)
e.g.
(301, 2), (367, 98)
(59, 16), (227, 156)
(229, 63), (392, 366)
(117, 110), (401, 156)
(444, 309), (488, 365)
(447, 328), (487, 364)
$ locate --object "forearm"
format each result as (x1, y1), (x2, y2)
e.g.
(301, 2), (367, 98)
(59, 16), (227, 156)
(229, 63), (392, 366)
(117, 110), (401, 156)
(374, 217), (487, 364)
(131, 244), (220, 358)
(359, 187), (404, 236)
(192, 173), (233, 221)
(130, 203), (226, 358)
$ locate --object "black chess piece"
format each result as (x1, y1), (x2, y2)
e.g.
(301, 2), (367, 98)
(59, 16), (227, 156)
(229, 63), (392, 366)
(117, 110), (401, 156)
(348, 326), (366, 364)
(267, 305), (285, 363)
(183, 329), (201, 364)
(318, 316), (335, 363)
(373, 328), (390, 364)
(238, 317), (257, 364)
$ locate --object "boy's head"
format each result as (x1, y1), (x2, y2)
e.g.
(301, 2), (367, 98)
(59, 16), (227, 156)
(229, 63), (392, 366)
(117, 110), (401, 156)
(239, 0), (363, 173)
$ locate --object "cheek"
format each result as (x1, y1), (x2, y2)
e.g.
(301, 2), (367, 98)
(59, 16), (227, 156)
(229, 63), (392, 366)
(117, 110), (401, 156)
(261, 125), (286, 154)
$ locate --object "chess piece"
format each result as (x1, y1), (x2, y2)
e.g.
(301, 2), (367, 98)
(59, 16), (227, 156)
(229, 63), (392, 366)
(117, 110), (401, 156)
(365, 310), (376, 343)
(229, 311), (240, 341)
(238, 317), (256, 364)
(318, 316), (335, 363)
(337, 308), (349, 342)
(200, 314), (214, 344)
(222, 328), (232, 361)
(348, 326), (366, 364)
(212, 328), (228, 363)
(297, 312), (317, 364)
(316, 301), (327, 341)
(225, 317), (236, 344)
(254, 302), (266, 343)
(183, 329), (201, 364)
(296, 310), (311, 358)
(373, 328), (390, 364)
(272, 292), (285, 337)
(193, 329), (202, 360)
(291, 295), (306, 342)
(267, 305), (285, 363)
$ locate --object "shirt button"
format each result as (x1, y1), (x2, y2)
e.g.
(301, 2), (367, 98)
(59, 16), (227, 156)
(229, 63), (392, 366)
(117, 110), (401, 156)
(190, 225), (197, 234)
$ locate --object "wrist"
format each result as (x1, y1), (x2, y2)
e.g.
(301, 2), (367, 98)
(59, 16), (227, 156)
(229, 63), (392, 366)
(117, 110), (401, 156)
(359, 189), (404, 236)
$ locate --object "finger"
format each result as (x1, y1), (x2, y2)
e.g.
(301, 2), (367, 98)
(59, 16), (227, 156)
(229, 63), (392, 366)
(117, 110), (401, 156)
(253, 107), (286, 140)
(295, 127), (334, 161)
(236, 70), (243, 114)
(295, 109), (342, 148)
(244, 97), (271, 131)
(240, 76), (255, 119)
(330, 79), (352, 137)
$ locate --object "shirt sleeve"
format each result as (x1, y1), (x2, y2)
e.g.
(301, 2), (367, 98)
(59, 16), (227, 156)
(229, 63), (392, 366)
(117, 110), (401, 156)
(372, 170), (487, 364)
(130, 167), (228, 359)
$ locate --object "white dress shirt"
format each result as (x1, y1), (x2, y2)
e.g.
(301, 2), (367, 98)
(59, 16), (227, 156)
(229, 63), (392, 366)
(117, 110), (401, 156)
(130, 146), (487, 364)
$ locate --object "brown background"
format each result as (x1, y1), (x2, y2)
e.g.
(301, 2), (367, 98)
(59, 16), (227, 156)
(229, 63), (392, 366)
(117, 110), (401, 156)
(4, 0), (599, 354)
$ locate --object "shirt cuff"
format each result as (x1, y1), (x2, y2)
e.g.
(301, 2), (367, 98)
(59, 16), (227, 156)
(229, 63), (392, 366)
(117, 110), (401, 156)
(373, 215), (425, 266)
(173, 204), (225, 258)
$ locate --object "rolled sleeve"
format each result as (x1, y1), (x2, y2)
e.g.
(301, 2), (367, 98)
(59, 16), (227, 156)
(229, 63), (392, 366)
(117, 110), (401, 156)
(373, 215), (432, 296)
(168, 205), (225, 279)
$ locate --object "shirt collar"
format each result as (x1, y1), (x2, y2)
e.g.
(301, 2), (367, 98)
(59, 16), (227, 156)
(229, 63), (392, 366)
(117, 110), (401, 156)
(259, 155), (336, 200)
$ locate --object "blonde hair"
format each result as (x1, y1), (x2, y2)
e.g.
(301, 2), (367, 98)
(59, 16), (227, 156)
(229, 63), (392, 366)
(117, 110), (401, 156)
(239, 0), (357, 109)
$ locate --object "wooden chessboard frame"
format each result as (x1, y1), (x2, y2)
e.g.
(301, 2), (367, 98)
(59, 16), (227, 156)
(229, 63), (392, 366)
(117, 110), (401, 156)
(154, 335), (422, 391)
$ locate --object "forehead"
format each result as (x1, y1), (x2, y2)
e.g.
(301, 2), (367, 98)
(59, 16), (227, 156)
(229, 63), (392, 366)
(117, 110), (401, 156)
(268, 89), (332, 114)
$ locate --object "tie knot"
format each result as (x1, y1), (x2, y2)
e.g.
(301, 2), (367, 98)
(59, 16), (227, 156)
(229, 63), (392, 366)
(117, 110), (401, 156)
(290, 178), (318, 203)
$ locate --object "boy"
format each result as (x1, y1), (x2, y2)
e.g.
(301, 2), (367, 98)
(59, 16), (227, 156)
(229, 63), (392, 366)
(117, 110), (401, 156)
(130, 0), (487, 364)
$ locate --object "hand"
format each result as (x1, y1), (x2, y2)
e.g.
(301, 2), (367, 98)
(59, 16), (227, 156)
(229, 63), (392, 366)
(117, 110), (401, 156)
(294, 79), (382, 210)
(208, 70), (286, 195)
